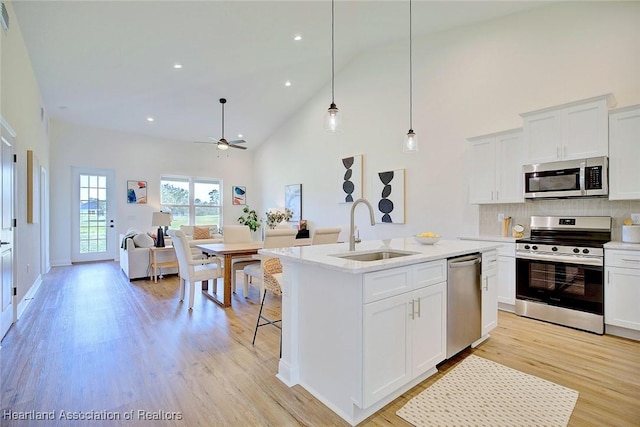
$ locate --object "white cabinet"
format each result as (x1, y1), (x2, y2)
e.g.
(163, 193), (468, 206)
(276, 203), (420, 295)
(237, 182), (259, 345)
(468, 128), (524, 204)
(609, 105), (640, 200)
(521, 94), (614, 164)
(605, 249), (640, 338)
(481, 250), (498, 337)
(362, 260), (446, 408)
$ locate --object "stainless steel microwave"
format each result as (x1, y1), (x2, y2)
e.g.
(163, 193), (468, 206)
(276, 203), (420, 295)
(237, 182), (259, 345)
(523, 156), (608, 199)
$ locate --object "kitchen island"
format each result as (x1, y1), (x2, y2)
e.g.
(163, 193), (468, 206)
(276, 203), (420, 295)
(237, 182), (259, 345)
(260, 237), (500, 426)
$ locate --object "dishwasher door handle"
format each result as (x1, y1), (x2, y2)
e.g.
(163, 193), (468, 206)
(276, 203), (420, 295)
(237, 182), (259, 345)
(448, 258), (480, 268)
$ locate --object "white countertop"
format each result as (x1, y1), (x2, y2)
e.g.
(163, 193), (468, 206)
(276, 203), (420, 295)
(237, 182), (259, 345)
(604, 241), (640, 251)
(260, 237), (500, 274)
(459, 235), (520, 243)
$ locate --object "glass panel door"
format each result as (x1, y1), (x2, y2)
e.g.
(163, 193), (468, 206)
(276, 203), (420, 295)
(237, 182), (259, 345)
(72, 167), (115, 262)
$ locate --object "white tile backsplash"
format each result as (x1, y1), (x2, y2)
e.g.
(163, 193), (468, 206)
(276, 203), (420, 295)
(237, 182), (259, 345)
(479, 199), (640, 241)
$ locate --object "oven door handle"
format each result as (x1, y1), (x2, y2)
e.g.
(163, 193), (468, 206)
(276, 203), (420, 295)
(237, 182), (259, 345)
(516, 252), (603, 267)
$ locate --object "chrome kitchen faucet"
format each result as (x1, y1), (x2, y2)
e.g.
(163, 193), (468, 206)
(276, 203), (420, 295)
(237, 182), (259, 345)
(349, 198), (375, 251)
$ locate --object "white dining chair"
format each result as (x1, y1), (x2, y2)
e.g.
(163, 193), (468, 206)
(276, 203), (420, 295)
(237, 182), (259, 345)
(242, 228), (297, 298)
(221, 225), (260, 294)
(167, 230), (222, 310)
(311, 227), (342, 245)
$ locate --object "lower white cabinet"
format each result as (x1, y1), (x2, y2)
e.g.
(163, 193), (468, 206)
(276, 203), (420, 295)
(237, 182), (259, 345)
(605, 249), (640, 334)
(481, 250), (499, 336)
(362, 261), (446, 408)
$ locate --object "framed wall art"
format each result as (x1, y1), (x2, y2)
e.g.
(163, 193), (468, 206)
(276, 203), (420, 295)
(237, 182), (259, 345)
(127, 180), (147, 204)
(232, 186), (246, 205)
(285, 184), (302, 222)
(337, 154), (362, 203)
(371, 169), (405, 223)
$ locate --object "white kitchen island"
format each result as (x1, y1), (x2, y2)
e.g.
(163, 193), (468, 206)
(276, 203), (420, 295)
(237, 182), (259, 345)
(260, 238), (500, 426)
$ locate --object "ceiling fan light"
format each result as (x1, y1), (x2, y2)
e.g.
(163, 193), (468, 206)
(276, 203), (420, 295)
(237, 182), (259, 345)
(325, 103), (342, 133)
(218, 142), (229, 150)
(403, 129), (419, 152)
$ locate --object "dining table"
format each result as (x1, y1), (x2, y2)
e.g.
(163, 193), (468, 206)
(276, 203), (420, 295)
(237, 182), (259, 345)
(195, 241), (265, 307)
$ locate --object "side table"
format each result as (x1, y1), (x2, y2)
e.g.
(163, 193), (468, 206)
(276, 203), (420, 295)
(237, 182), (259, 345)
(149, 246), (178, 283)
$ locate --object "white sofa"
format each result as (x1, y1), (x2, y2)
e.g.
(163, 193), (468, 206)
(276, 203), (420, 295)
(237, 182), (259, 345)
(119, 225), (222, 280)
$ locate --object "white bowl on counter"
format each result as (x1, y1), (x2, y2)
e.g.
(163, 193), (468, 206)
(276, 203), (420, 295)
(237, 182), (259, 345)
(414, 235), (440, 245)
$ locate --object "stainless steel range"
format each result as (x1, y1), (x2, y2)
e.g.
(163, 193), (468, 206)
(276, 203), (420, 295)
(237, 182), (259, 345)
(515, 216), (611, 334)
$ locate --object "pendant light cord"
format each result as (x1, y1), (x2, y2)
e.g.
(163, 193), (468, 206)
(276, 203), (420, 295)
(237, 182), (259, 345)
(409, 0), (413, 130)
(331, 0), (335, 104)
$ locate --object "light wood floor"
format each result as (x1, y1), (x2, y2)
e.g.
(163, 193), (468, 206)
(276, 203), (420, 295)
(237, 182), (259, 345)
(1, 262), (639, 426)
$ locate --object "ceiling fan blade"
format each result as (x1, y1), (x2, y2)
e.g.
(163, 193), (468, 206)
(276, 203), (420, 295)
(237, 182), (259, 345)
(227, 139), (246, 144)
(228, 144), (247, 150)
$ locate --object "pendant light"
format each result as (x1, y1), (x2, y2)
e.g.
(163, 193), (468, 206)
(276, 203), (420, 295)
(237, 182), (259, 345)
(325, 0), (342, 133)
(403, 0), (419, 152)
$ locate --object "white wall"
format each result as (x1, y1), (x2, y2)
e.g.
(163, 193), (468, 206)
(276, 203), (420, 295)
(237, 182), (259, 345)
(49, 121), (255, 266)
(253, 2), (640, 241)
(1, 1), (50, 304)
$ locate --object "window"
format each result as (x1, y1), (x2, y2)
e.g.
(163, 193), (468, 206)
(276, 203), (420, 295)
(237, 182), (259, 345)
(160, 177), (222, 227)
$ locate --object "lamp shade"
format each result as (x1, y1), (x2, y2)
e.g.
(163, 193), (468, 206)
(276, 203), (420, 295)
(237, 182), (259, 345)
(152, 211), (172, 227)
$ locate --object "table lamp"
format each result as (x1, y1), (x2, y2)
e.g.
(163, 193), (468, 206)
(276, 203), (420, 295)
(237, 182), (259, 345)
(152, 211), (172, 247)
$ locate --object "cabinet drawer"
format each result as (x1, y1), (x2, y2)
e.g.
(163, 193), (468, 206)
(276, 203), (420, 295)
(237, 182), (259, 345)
(364, 267), (412, 303)
(606, 250), (640, 269)
(482, 250), (498, 275)
(496, 243), (515, 257)
(414, 260), (447, 289)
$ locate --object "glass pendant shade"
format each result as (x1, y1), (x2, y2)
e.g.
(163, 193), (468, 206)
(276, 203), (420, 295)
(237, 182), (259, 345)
(403, 129), (419, 152)
(325, 103), (342, 133)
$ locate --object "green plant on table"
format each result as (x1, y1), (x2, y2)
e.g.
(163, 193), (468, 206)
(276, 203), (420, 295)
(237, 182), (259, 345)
(237, 206), (262, 232)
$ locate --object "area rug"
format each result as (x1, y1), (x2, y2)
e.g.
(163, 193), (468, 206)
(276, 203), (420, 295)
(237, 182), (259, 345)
(397, 355), (579, 427)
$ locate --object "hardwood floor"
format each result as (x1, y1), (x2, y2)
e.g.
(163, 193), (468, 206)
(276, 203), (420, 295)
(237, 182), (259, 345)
(1, 261), (639, 426)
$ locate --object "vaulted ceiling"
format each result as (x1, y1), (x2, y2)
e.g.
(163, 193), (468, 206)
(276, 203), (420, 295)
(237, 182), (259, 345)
(12, 1), (544, 148)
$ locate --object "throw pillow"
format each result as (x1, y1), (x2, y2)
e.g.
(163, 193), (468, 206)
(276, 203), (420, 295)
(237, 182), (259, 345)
(193, 226), (211, 240)
(133, 232), (155, 248)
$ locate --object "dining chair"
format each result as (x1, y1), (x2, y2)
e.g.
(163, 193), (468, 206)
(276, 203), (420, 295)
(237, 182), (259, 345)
(242, 228), (297, 298)
(221, 225), (261, 294)
(311, 227), (342, 245)
(252, 256), (284, 355)
(167, 230), (222, 310)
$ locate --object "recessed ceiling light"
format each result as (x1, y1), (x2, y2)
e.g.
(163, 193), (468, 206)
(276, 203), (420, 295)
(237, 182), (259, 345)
(238, 134), (243, 138)
(147, 117), (154, 122)
(173, 63), (183, 69)
(285, 81), (292, 87)
(294, 35), (302, 41)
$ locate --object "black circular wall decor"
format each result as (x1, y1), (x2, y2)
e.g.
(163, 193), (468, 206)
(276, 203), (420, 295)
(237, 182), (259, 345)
(378, 171), (395, 223)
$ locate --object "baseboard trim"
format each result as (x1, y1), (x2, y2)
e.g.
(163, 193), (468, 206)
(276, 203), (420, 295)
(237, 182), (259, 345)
(17, 275), (43, 320)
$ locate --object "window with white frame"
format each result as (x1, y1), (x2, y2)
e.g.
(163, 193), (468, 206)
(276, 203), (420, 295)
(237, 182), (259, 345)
(160, 177), (222, 227)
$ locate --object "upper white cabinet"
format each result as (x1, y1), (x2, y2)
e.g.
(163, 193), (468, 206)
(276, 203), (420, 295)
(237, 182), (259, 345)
(609, 105), (640, 200)
(468, 128), (524, 204)
(521, 94), (615, 164)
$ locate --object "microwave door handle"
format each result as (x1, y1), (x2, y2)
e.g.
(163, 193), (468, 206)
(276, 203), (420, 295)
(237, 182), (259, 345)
(579, 161), (586, 195)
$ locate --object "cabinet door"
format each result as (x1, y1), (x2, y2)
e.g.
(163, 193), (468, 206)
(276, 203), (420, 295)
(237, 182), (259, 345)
(363, 293), (411, 407)
(562, 100), (608, 160)
(481, 252), (499, 336)
(469, 138), (497, 204)
(496, 131), (524, 203)
(497, 255), (515, 306)
(411, 283), (446, 377)
(605, 267), (640, 331)
(523, 110), (561, 164)
(609, 107), (640, 200)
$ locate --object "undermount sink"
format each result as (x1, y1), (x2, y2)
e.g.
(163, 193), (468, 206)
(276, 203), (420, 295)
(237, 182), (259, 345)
(331, 250), (419, 262)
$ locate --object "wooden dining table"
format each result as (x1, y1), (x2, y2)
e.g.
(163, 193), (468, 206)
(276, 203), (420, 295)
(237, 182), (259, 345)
(195, 241), (264, 307)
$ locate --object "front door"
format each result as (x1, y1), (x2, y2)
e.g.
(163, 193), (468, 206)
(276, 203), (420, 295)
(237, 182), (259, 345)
(71, 167), (116, 262)
(1, 120), (16, 339)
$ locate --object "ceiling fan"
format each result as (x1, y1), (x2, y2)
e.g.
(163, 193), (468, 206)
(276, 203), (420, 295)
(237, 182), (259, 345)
(196, 98), (247, 150)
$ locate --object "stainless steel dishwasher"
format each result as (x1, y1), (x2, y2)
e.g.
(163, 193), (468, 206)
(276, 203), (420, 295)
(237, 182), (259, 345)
(447, 253), (482, 358)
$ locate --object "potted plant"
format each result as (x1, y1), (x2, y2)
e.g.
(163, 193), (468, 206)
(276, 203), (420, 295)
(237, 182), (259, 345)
(237, 206), (261, 232)
(265, 208), (294, 229)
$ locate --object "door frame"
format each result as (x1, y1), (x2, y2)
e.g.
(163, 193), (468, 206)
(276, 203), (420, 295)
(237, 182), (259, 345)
(71, 167), (116, 263)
